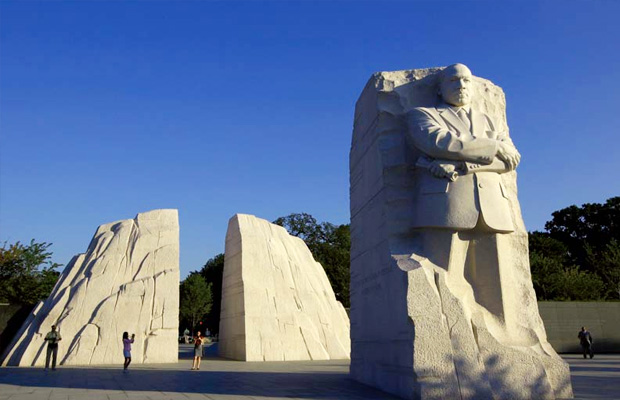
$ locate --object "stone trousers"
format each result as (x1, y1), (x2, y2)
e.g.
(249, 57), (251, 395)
(416, 216), (508, 318)
(45, 345), (58, 369)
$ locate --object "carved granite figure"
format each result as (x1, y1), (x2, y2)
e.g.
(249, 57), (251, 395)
(408, 64), (519, 231)
(349, 64), (573, 399)
(406, 63), (522, 318)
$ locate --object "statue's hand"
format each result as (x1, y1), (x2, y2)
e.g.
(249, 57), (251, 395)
(497, 142), (521, 170)
(429, 161), (458, 181)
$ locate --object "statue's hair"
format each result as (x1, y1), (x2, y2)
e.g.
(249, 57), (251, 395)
(439, 63), (471, 81)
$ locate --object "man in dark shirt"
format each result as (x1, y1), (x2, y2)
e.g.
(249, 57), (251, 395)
(578, 326), (594, 359)
(44, 325), (62, 370)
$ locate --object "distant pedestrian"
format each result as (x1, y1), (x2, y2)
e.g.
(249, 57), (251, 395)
(123, 332), (135, 370)
(191, 331), (203, 370)
(578, 326), (594, 359)
(183, 328), (190, 344)
(44, 325), (62, 370)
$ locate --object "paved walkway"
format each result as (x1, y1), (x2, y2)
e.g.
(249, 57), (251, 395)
(0, 345), (618, 399)
(564, 354), (620, 399)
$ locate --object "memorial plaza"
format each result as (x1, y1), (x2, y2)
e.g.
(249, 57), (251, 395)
(0, 345), (618, 400)
(2, 3), (620, 400)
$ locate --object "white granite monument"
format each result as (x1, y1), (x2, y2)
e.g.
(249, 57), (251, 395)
(1, 209), (180, 366)
(218, 214), (350, 361)
(349, 64), (573, 399)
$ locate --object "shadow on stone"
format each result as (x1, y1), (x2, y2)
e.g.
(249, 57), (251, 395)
(0, 304), (34, 360)
(410, 349), (574, 400)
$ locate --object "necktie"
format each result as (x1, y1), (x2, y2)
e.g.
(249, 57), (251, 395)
(457, 108), (472, 132)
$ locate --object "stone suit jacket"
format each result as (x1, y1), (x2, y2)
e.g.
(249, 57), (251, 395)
(406, 103), (515, 233)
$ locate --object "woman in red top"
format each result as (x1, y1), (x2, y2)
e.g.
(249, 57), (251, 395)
(191, 331), (204, 370)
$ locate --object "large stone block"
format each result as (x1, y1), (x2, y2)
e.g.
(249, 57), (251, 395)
(218, 214), (350, 361)
(1, 209), (180, 366)
(349, 67), (573, 399)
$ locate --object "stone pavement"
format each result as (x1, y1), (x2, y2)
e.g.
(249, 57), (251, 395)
(564, 354), (620, 399)
(0, 345), (618, 399)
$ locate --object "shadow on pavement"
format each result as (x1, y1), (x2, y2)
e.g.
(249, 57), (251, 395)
(570, 366), (620, 373)
(0, 343), (400, 399)
(2, 346), (619, 399)
(0, 367), (400, 399)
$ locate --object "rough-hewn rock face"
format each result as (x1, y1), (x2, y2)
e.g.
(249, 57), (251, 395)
(349, 68), (573, 399)
(218, 214), (350, 361)
(1, 209), (179, 366)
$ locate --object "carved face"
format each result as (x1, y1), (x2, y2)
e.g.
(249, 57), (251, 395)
(439, 64), (473, 107)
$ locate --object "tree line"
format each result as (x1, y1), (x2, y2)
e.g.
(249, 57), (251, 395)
(0, 240), (61, 305)
(2, 197), (617, 336)
(529, 196), (619, 300)
(179, 196), (618, 334)
(178, 214), (351, 336)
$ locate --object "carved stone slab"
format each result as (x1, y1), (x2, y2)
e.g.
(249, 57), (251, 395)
(2, 209), (180, 366)
(349, 68), (573, 399)
(218, 214), (350, 361)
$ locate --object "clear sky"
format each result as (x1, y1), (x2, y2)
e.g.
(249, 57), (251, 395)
(1, 1), (619, 279)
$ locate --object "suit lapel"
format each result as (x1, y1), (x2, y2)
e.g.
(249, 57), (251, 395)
(437, 104), (470, 137)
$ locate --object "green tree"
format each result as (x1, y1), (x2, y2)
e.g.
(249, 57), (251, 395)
(529, 233), (606, 301)
(547, 266), (605, 301)
(588, 239), (620, 299)
(529, 232), (569, 299)
(273, 213), (321, 244)
(312, 223), (350, 306)
(545, 196), (619, 273)
(529, 196), (619, 300)
(0, 240), (61, 305)
(179, 273), (213, 336)
(274, 213), (351, 307)
(199, 253), (224, 335)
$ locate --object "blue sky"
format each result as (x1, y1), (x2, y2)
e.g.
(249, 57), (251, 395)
(1, 1), (619, 279)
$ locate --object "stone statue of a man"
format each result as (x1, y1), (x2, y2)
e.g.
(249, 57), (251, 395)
(349, 63), (572, 400)
(406, 63), (522, 318)
(408, 63), (520, 232)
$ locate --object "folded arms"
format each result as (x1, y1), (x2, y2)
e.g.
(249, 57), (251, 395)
(408, 107), (521, 180)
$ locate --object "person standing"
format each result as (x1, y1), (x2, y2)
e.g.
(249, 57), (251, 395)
(578, 327), (594, 359)
(122, 332), (135, 370)
(191, 331), (203, 370)
(44, 325), (62, 370)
